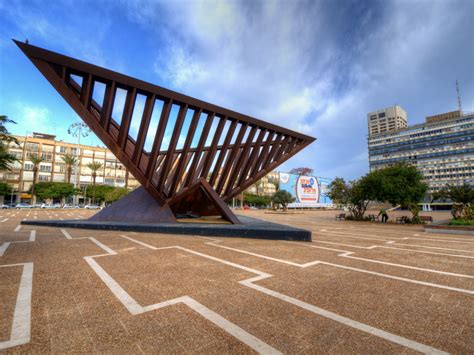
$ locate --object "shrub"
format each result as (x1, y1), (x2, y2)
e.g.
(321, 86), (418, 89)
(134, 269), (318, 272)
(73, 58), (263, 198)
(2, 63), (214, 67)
(271, 190), (295, 210)
(448, 219), (474, 226)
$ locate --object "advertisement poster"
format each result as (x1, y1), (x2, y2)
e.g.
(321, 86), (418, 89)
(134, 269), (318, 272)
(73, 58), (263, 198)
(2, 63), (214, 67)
(318, 177), (333, 204)
(279, 172), (333, 208)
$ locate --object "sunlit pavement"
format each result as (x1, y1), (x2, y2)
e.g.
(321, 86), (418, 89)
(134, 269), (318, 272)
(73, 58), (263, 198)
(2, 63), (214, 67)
(1, 208), (472, 353)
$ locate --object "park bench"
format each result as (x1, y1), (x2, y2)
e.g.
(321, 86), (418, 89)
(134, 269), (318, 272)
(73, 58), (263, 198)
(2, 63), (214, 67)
(335, 213), (346, 220)
(420, 216), (433, 223)
(396, 216), (408, 224)
(368, 214), (379, 221)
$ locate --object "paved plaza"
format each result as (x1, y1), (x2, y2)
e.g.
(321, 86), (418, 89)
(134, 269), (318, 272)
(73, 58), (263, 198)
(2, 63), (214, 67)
(0, 209), (473, 353)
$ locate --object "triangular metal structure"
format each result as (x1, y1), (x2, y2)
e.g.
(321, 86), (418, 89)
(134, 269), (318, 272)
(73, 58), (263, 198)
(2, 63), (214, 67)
(15, 40), (316, 223)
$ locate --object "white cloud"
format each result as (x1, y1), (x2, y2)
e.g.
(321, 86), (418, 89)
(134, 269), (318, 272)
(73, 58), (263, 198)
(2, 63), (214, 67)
(0, 0), (111, 65)
(4, 0), (471, 180)
(13, 103), (52, 134)
(154, 45), (209, 89)
(116, 0), (473, 179)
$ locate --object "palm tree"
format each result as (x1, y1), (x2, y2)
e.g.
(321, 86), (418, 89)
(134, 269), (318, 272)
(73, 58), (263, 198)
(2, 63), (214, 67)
(0, 115), (19, 171)
(30, 155), (43, 205)
(87, 161), (103, 204)
(61, 153), (77, 183)
(253, 180), (264, 196)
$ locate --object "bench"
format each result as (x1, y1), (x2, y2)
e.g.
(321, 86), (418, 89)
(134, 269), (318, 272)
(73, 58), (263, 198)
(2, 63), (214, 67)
(368, 214), (379, 221)
(335, 213), (346, 220)
(396, 216), (408, 224)
(420, 216), (433, 223)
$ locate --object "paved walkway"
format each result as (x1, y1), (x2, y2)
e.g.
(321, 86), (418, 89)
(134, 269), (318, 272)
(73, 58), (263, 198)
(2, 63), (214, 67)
(0, 209), (472, 353)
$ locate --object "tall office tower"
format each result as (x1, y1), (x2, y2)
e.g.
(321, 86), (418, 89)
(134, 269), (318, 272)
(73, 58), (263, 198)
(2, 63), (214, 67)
(368, 110), (474, 194)
(367, 105), (408, 136)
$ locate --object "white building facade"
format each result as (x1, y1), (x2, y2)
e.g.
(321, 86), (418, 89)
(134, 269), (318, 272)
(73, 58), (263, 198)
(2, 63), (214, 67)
(368, 110), (474, 194)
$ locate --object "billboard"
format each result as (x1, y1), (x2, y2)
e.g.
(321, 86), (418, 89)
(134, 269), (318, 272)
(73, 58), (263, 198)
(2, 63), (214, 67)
(279, 172), (333, 208)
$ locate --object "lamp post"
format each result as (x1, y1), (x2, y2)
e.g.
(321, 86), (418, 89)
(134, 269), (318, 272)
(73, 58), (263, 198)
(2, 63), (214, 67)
(67, 122), (91, 205)
(10, 187), (15, 205)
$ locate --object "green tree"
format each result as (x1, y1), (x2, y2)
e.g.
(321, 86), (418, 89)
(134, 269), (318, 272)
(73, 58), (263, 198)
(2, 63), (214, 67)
(289, 167), (314, 176)
(105, 187), (129, 203)
(0, 182), (12, 196)
(267, 175), (279, 191)
(87, 161), (103, 204)
(271, 190), (295, 210)
(253, 180), (264, 195)
(0, 115), (19, 171)
(29, 155), (43, 205)
(243, 192), (271, 207)
(0, 182), (12, 205)
(61, 153), (77, 183)
(328, 164), (427, 222)
(30, 182), (77, 202)
(327, 176), (376, 220)
(372, 163), (428, 222)
(434, 184), (474, 220)
(85, 184), (114, 203)
(327, 177), (351, 205)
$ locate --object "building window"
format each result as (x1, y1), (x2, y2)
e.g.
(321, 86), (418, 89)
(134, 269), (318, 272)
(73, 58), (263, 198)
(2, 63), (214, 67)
(378, 112), (386, 118)
(59, 146), (67, 153)
(105, 160), (116, 168)
(41, 153), (53, 161)
(24, 163), (33, 171)
(38, 175), (50, 181)
(26, 151), (41, 159)
(10, 151), (23, 159)
(26, 142), (39, 152)
(39, 165), (52, 173)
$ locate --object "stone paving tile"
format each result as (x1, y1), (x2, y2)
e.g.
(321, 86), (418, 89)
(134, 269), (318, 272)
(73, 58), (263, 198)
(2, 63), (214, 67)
(0, 267), (21, 341)
(1, 209), (473, 353)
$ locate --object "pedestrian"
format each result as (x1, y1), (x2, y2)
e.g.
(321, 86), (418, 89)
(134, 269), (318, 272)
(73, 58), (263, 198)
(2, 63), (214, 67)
(378, 208), (388, 223)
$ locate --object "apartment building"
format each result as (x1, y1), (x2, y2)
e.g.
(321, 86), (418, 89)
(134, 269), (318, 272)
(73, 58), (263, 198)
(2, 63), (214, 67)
(367, 105), (408, 136)
(244, 171), (279, 196)
(368, 109), (474, 193)
(0, 132), (139, 203)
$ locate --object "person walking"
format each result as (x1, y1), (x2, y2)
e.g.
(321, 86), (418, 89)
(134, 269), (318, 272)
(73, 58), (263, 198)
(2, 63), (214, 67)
(378, 208), (389, 223)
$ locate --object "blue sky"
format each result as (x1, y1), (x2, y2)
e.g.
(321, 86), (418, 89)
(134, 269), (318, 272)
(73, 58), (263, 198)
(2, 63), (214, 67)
(1, 0), (473, 179)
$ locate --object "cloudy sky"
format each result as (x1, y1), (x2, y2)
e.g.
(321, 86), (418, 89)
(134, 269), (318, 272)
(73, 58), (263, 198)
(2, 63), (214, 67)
(1, 0), (473, 179)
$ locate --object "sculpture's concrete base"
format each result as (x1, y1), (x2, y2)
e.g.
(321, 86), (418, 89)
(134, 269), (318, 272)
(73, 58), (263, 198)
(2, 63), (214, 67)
(89, 187), (176, 223)
(22, 215), (312, 241)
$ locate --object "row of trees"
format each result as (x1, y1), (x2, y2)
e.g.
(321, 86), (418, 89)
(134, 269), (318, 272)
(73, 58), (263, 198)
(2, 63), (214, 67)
(32, 182), (129, 204)
(0, 179), (129, 205)
(328, 163), (474, 223)
(243, 190), (295, 210)
(0, 114), (126, 205)
(28, 155), (104, 204)
(328, 163), (428, 222)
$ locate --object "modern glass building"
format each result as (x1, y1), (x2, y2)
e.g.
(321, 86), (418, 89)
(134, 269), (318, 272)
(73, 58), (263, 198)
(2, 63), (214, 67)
(368, 109), (474, 194)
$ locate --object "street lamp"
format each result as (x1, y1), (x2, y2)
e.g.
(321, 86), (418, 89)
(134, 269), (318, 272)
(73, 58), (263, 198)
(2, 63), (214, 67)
(10, 187), (16, 205)
(67, 122), (91, 204)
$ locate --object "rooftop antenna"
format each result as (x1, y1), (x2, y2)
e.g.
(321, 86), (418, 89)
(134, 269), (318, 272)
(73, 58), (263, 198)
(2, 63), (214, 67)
(456, 79), (462, 113)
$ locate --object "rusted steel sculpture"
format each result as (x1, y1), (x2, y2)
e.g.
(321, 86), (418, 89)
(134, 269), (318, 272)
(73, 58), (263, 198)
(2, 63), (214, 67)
(16, 40), (315, 224)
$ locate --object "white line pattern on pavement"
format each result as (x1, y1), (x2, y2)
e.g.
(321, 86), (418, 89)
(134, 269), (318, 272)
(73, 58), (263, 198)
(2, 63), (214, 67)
(0, 263), (33, 350)
(122, 235), (449, 354)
